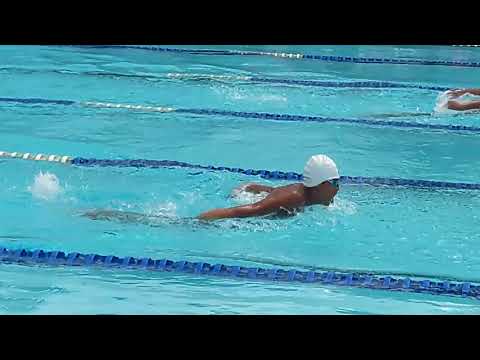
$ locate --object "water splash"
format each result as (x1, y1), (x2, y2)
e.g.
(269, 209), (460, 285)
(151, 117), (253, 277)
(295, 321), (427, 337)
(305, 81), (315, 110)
(144, 201), (178, 218)
(214, 84), (288, 103)
(434, 91), (454, 115)
(230, 183), (269, 204)
(328, 197), (357, 216)
(28, 172), (63, 201)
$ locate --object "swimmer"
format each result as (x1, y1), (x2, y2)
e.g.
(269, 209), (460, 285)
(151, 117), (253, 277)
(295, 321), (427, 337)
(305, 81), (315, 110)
(445, 88), (480, 111)
(197, 154), (340, 221)
(82, 154), (339, 224)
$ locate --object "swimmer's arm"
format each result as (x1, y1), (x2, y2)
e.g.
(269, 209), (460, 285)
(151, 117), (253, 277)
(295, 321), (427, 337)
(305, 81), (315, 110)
(447, 100), (480, 111)
(197, 193), (299, 221)
(197, 205), (269, 221)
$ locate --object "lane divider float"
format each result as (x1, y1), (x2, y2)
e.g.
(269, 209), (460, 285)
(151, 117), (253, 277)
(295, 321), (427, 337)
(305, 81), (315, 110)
(2, 150), (480, 190)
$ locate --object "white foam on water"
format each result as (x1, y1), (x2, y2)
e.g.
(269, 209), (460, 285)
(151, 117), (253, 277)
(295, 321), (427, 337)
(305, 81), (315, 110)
(110, 200), (179, 220)
(218, 217), (287, 233)
(213, 84), (288, 104)
(144, 201), (178, 219)
(230, 183), (269, 204)
(231, 91), (288, 103)
(28, 171), (63, 201)
(327, 197), (357, 216)
(434, 91), (455, 115)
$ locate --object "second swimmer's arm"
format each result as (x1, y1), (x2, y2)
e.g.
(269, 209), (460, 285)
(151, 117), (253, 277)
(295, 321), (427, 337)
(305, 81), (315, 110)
(447, 100), (480, 111)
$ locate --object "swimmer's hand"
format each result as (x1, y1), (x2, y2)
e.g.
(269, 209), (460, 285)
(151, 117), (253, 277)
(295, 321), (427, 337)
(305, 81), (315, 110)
(197, 209), (224, 221)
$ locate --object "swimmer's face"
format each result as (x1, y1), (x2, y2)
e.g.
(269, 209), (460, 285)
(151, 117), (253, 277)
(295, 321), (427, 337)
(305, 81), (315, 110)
(306, 180), (339, 206)
(322, 179), (339, 204)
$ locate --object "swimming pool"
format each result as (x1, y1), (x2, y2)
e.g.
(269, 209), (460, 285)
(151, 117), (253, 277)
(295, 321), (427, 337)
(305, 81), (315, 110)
(1, 45), (480, 314)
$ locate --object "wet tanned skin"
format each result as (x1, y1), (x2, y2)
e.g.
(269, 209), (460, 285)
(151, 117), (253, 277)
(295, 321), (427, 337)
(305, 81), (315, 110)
(197, 182), (338, 221)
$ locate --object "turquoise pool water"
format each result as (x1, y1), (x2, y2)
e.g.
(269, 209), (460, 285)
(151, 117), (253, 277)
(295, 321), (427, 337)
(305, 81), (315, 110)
(1, 45), (480, 314)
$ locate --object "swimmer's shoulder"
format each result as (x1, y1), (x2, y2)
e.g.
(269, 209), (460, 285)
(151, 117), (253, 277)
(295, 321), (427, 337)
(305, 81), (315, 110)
(283, 183), (306, 198)
(274, 183), (304, 192)
(266, 183), (306, 207)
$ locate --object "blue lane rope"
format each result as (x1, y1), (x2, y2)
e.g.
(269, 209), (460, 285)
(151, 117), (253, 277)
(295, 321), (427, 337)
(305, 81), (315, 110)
(194, 251), (480, 284)
(70, 158), (480, 190)
(71, 45), (480, 68)
(0, 66), (452, 91)
(166, 73), (450, 91)
(0, 97), (76, 106)
(250, 77), (450, 91)
(0, 247), (478, 300)
(174, 108), (480, 133)
(0, 65), (450, 91)
(2, 150), (479, 191)
(1, 96), (479, 134)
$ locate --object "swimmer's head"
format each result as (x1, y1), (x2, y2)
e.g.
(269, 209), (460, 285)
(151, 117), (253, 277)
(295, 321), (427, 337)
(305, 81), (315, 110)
(303, 154), (339, 205)
(303, 154), (339, 187)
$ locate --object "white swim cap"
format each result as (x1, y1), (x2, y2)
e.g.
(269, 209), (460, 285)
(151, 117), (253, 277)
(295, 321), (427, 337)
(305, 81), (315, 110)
(303, 154), (339, 187)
